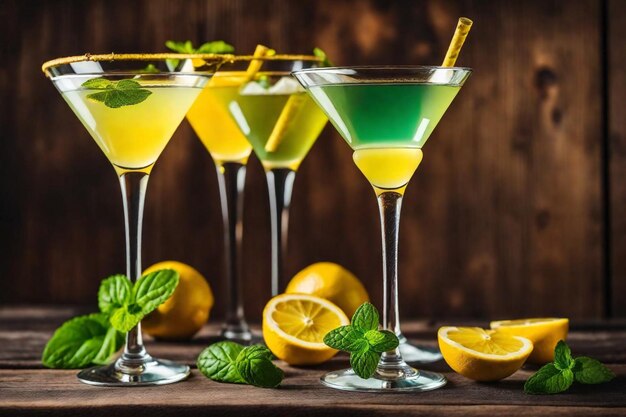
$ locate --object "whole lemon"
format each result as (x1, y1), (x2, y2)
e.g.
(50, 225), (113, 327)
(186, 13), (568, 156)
(285, 262), (369, 318)
(142, 261), (213, 340)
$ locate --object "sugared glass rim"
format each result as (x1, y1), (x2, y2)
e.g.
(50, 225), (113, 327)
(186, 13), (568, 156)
(41, 53), (230, 77)
(224, 54), (322, 63)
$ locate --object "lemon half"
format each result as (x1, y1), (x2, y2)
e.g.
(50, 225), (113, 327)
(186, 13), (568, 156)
(438, 326), (533, 381)
(263, 293), (349, 365)
(490, 318), (569, 364)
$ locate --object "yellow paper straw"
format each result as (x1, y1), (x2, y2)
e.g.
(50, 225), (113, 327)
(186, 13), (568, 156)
(244, 44), (275, 82)
(441, 17), (473, 67)
(208, 44), (274, 87)
(264, 94), (306, 152)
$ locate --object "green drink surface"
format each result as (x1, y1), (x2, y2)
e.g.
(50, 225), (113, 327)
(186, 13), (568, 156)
(307, 83), (460, 149)
(211, 86), (327, 170)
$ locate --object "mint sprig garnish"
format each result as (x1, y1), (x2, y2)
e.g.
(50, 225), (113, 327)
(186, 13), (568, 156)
(82, 78), (152, 108)
(165, 40), (234, 70)
(165, 40), (234, 54)
(313, 47), (333, 67)
(323, 302), (398, 379)
(524, 340), (615, 394)
(42, 269), (179, 369)
(108, 270), (179, 332)
(197, 342), (283, 388)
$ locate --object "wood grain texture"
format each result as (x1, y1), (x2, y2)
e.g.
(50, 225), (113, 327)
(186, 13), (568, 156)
(0, 0), (607, 319)
(609, 0), (626, 317)
(0, 307), (625, 417)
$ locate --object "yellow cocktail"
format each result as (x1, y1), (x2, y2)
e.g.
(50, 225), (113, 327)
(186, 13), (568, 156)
(63, 85), (200, 172)
(186, 73), (252, 165)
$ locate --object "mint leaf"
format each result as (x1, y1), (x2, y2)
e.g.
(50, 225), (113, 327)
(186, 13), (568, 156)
(132, 269), (179, 315)
(140, 64), (160, 74)
(554, 340), (574, 370)
(42, 313), (119, 369)
(165, 40), (191, 53)
(165, 39), (234, 69)
(573, 357), (615, 384)
(81, 78), (113, 89)
(524, 363), (574, 394)
(367, 330), (399, 353)
(351, 302), (379, 331)
(313, 47), (333, 67)
(197, 341), (246, 384)
(324, 325), (365, 352)
(109, 304), (143, 332)
(196, 40), (235, 54)
(166, 39), (234, 54)
(350, 346), (380, 379)
(364, 329), (385, 345)
(116, 79), (142, 90)
(98, 274), (131, 314)
(83, 77), (152, 108)
(87, 89), (151, 109)
(92, 325), (125, 365)
(236, 345), (283, 388)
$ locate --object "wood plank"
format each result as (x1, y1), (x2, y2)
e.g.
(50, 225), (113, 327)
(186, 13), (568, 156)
(1, 405), (625, 417)
(0, 308), (625, 416)
(1, 308), (625, 368)
(608, 0), (626, 317)
(0, 366), (624, 415)
(0, 0), (605, 320)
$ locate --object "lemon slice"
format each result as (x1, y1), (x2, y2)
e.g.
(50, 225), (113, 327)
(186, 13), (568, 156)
(263, 293), (349, 365)
(438, 326), (533, 381)
(490, 318), (569, 364)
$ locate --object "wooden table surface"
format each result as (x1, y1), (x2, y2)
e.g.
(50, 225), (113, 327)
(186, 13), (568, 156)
(1, 307), (625, 416)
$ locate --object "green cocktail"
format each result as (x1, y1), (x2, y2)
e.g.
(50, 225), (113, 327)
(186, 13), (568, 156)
(211, 82), (326, 170)
(308, 84), (459, 149)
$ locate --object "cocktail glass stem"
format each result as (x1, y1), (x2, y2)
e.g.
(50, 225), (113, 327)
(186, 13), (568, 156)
(77, 170), (190, 385)
(119, 171), (150, 365)
(266, 168), (296, 296)
(376, 191), (413, 375)
(216, 162), (251, 341)
(318, 190), (446, 391)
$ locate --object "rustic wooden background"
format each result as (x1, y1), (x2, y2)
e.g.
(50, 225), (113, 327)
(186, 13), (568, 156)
(1, 0), (624, 320)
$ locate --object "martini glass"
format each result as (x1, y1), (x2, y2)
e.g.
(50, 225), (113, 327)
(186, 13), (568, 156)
(293, 66), (471, 391)
(42, 53), (224, 386)
(210, 55), (328, 296)
(186, 68), (254, 342)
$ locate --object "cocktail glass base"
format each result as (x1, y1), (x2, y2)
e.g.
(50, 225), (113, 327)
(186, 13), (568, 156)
(321, 366), (446, 392)
(77, 357), (190, 386)
(220, 327), (254, 344)
(398, 334), (443, 363)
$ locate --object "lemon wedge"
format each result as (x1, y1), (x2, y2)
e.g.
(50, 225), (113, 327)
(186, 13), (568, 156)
(263, 293), (349, 365)
(438, 326), (533, 381)
(490, 318), (569, 364)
